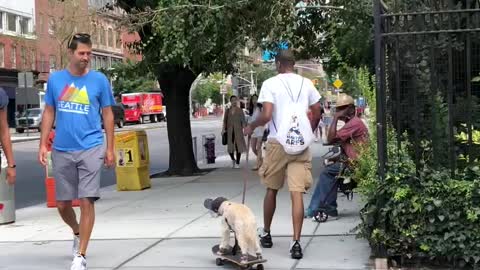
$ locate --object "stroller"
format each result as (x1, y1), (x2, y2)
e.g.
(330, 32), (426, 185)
(313, 145), (357, 223)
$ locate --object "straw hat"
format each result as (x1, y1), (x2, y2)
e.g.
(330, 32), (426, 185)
(336, 94), (354, 108)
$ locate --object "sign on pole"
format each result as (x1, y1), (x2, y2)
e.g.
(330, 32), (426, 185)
(333, 79), (343, 89)
(220, 85), (227, 95)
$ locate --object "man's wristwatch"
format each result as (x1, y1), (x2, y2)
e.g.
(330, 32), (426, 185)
(8, 164), (16, 168)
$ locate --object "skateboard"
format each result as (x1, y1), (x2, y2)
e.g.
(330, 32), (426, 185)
(212, 244), (267, 270)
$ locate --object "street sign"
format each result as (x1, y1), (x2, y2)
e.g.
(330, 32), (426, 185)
(333, 79), (343, 89)
(220, 85), (227, 94)
(18, 72), (34, 88)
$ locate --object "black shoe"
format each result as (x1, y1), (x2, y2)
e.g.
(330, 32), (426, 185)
(290, 241), (303, 259)
(259, 230), (273, 248)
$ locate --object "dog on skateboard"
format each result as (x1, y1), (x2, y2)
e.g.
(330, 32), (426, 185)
(204, 197), (262, 264)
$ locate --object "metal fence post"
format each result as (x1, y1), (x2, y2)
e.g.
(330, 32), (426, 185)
(374, 0), (386, 181)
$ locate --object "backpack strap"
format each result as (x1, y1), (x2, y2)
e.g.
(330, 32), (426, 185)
(272, 77), (305, 132)
(278, 77), (304, 103)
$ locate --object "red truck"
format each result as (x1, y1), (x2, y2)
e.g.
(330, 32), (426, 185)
(121, 92), (165, 124)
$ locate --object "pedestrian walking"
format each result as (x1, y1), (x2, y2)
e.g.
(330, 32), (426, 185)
(244, 50), (321, 259)
(223, 95), (247, 169)
(0, 88), (16, 185)
(37, 33), (116, 270)
(248, 95), (266, 170)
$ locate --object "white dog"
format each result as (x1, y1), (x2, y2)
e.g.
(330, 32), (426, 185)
(204, 197), (262, 264)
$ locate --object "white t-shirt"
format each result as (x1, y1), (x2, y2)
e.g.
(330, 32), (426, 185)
(258, 73), (321, 139)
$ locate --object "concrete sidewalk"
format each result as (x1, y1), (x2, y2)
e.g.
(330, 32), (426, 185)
(0, 143), (372, 270)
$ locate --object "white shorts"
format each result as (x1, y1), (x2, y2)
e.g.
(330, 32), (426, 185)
(252, 126), (266, 138)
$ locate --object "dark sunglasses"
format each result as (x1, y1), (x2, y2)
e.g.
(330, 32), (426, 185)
(68, 33), (91, 48)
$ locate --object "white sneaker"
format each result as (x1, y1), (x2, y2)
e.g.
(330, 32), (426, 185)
(234, 164), (240, 169)
(232, 160), (236, 168)
(72, 235), (80, 258)
(71, 255), (87, 270)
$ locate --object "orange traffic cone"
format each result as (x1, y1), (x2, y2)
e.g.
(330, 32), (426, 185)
(45, 130), (80, 208)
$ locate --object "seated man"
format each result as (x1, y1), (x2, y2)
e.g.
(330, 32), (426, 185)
(305, 94), (368, 219)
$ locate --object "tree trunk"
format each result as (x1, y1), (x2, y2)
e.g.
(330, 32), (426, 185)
(157, 66), (200, 176)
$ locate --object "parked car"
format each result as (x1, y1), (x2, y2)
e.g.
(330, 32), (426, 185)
(101, 103), (125, 128)
(15, 108), (43, 133)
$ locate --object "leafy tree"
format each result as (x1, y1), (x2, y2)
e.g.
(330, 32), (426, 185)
(294, 0), (374, 73)
(192, 80), (216, 105)
(100, 60), (158, 96)
(116, 0), (296, 176)
(254, 65), (277, 89)
(45, 0), (93, 68)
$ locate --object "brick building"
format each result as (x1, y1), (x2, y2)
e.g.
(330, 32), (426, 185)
(0, 0), (140, 126)
(0, 0), (36, 126)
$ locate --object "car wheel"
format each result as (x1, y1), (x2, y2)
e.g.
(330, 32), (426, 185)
(117, 119), (124, 128)
(150, 115), (156, 123)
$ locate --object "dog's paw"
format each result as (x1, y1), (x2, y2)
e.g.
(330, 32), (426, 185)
(240, 255), (249, 264)
(217, 246), (230, 255)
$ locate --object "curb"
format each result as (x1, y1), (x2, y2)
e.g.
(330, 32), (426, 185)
(12, 137), (41, 144)
(11, 124), (168, 144)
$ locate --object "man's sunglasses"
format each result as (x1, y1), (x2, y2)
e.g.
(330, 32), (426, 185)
(68, 33), (91, 48)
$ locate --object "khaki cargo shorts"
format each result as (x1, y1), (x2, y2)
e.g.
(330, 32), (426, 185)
(258, 140), (313, 192)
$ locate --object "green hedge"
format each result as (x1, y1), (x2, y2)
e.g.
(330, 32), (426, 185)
(354, 123), (480, 267)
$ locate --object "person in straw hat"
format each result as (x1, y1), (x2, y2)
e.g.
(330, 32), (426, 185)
(305, 93), (368, 220)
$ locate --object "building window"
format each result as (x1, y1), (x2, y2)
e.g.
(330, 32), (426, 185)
(0, 13), (3, 30)
(0, 44), (4, 68)
(40, 54), (46, 72)
(20, 47), (27, 69)
(49, 55), (56, 71)
(102, 28), (107, 46)
(31, 50), (36, 70)
(48, 18), (54, 35)
(116, 31), (122, 48)
(38, 16), (43, 35)
(91, 56), (96, 70)
(108, 28), (113, 48)
(11, 46), (16, 69)
(20, 17), (30, 35)
(7, 13), (16, 32)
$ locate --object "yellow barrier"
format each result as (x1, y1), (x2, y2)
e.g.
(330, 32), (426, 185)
(115, 130), (151, 191)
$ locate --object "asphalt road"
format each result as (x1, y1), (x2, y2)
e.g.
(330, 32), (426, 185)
(13, 118), (225, 209)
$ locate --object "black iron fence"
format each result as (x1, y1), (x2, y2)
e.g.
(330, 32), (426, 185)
(374, 0), (480, 177)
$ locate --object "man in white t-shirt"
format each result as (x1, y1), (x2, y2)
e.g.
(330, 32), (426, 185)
(244, 50), (321, 259)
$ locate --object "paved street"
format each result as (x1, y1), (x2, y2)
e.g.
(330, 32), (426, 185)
(13, 118), (226, 209)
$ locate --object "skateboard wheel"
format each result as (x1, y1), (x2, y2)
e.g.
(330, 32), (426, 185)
(216, 258), (224, 266)
(314, 211), (328, 223)
(256, 264), (264, 270)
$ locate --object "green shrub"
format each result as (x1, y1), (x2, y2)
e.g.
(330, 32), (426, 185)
(354, 127), (480, 266)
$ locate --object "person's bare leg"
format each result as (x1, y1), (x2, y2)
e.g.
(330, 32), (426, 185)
(78, 198), (95, 255)
(263, 188), (278, 231)
(251, 137), (258, 156)
(291, 191), (304, 241)
(256, 139), (263, 168)
(57, 200), (79, 234)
